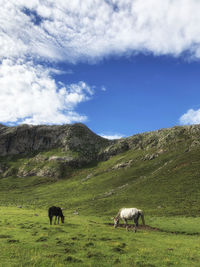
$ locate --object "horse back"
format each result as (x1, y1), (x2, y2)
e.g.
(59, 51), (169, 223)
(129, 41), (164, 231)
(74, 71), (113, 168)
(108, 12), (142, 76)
(120, 208), (138, 219)
(48, 206), (63, 217)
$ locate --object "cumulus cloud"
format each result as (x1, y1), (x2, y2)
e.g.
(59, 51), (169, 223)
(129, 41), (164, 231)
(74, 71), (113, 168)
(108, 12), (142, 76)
(2, 0), (200, 63)
(99, 133), (124, 140)
(179, 109), (200, 125)
(2, 0), (200, 125)
(0, 59), (93, 125)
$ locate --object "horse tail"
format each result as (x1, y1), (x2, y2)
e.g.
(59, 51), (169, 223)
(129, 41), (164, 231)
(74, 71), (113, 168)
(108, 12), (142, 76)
(138, 209), (145, 225)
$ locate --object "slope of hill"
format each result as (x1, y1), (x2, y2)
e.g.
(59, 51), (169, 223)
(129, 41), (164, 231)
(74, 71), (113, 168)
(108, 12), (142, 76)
(0, 123), (200, 216)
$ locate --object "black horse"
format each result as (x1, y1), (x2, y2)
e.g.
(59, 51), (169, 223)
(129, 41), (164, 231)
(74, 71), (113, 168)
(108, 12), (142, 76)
(48, 206), (65, 225)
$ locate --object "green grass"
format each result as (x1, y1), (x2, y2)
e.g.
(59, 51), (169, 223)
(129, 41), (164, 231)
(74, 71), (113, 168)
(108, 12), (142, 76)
(148, 216), (200, 234)
(0, 145), (200, 215)
(0, 207), (200, 267)
(0, 134), (200, 265)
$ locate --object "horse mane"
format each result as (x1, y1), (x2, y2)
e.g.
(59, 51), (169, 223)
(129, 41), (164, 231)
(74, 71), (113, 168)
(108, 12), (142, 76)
(115, 212), (120, 219)
(115, 208), (124, 220)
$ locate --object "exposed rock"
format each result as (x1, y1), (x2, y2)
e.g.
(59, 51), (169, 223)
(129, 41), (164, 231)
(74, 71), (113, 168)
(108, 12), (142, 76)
(37, 166), (61, 178)
(143, 153), (158, 161)
(2, 167), (18, 177)
(117, 183), (129, 190)
(48, 156), (73, 162)
(33, 155), (48, 162)
(1, 123), (200, 179)
(112, 160), (133, 170)
(73, 210), (79, 215)
(100, 190), (114, 198)
(96, 183), (129, 199)
(0, 123), (111, 159)
(190, 140), (200, 150)
(100, 140), (129, 160)
(157, 149), (165, 154)
(82, 173), (93, 182)
(0, 163), (8, 174)
(17, 162), (65, 178)
(17, 167), (37, 177)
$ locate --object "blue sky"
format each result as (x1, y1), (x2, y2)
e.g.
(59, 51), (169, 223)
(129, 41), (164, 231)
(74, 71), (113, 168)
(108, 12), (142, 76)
(1, 0), (200, 138)
(57, 55), (200, 137)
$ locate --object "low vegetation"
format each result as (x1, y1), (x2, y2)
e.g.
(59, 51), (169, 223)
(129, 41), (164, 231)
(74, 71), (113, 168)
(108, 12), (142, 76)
(0, 124), (200, 265)
(0, 207), (200, 267)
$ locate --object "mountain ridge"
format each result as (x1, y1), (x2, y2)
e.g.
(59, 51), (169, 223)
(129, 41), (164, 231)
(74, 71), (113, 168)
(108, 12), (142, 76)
(1, 122), (200, 155)
(0, 123), (200, 216)
(0, 122), (200, 180)
(0, 123), (112, 157)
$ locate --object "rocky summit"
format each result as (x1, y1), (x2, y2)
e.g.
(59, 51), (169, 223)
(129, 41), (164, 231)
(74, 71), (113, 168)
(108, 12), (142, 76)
(0, 123), (111, 158)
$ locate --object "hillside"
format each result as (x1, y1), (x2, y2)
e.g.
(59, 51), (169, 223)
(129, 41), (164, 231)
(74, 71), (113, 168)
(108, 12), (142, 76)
(0, 123), (200, 216)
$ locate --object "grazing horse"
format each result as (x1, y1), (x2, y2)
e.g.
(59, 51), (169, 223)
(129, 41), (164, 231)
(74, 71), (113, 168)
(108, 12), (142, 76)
(48, 206), (65, 225)
(114, 208), (145, 232)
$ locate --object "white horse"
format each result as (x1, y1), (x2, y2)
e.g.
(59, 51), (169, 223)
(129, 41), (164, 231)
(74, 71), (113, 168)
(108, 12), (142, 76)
(114, 208), (145, 232)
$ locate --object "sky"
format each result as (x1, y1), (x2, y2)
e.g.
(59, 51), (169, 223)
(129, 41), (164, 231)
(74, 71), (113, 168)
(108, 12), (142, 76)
(1, 0), (200, 139)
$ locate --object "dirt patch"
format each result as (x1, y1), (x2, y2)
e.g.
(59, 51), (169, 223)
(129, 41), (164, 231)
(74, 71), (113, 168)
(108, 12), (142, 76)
(112, 247), (124, 253)
(36, 236), (48, 242)
(106, 223), (200, 235)
(0, 235), (12, 238)
(85, 242), (94, 247)
(7, 239), (19, 243)
(87, 251), (103, 258)
(64, 256), (82, 263)
(106, 223), (160, 231)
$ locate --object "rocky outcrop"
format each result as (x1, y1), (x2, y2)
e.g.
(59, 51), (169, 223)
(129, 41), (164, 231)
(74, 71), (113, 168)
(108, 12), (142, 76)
(112, 160), (133, 170)
(1, 123), (200, 179)
(1, 123), (200, 159)
(0, 123), (111, 158)
(101, 124), (200, 158)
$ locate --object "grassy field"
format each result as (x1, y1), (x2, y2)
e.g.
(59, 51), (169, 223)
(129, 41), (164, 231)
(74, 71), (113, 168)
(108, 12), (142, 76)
(0, 207), (200, 267)
(0, 146), (200, 216)
(1, 130), (200, 266)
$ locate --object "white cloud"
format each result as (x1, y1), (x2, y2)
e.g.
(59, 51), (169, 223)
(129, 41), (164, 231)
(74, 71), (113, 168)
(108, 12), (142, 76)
(1, 0), (200, 63)
(2, 0), (200, 125)
(0, 59), (93, 125)
(99, 133), (124, 140)
(101, 86), (107, 91)
(179, 109), (200, 125)
(48, 68), (73, 75)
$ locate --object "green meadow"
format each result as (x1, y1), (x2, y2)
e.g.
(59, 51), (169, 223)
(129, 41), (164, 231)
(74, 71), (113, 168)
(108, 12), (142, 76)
(0, 207), (200, 267)
(0, 132), (200, 266)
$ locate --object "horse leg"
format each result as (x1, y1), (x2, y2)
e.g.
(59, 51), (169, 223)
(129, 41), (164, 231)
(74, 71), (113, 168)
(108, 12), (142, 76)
(54, 216), (57, 225)
(134, 218), (138, 233)
(123, 219), (128, 231)
(58, 216), (60, 224)
(49, 216), (52, 225)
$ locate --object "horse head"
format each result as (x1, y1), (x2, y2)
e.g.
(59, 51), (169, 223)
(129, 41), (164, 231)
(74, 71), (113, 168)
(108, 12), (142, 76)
(113, 217), (119, 228)
(61, 215), (65, 223)
(138, 209), (145, 225)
